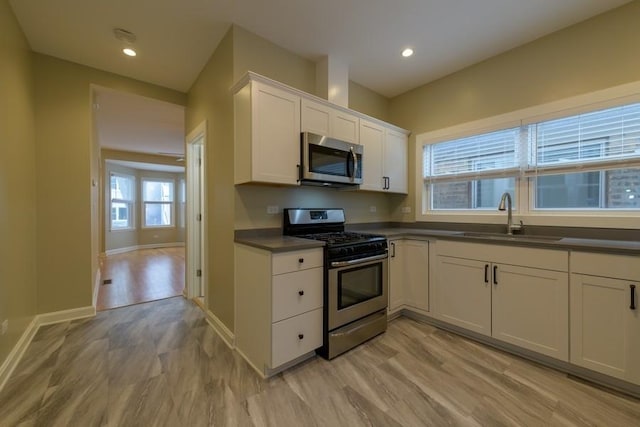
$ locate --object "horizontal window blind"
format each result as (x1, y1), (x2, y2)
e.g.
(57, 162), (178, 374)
(424, 127), (521, 182)
(530, 102), (640, 173)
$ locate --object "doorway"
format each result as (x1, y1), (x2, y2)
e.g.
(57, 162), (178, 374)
(92, 86), (187, 311)
(186, 121), (207, 306)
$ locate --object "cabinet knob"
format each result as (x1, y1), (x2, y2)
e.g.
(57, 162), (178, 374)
(298, 258), (304, 263)
(298, 290), (304, 296)
(298, 334), (304, 340)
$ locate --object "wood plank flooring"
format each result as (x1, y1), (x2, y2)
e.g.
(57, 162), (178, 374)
(1, 296), (639, 426)
(97, 247), (185, 311)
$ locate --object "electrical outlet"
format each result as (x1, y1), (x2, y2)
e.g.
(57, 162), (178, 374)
(1, 319), (8, 336)
(369, 206), (377, 213)
(266, 205), (279, 214)
(401, 206), (411, 214)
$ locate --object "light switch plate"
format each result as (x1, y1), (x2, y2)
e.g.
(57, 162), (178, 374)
(266, 205), (279, 214)
(401, 206), (411, 214)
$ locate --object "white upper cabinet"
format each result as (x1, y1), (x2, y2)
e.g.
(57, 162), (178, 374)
(359, 119), (408, 194)
(301, 98), (359, 143)
(235, 80), (301, 185)
(359, 119), (385, 192)
(383, 128), (408, 194)
(233, 72), (409, 188)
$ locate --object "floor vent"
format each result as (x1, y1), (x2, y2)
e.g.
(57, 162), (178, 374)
(102, 279), (112, 285)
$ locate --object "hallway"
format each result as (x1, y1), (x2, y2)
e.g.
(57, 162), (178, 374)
(97, 247), (185, 311)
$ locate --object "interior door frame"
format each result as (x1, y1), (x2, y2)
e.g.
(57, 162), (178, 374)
(186, 121), (207, 302)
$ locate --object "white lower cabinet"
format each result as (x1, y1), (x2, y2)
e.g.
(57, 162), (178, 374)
(388, 239), (429, 315)
(435, 256), (491, 335)
(570, 252), (640, 385)
(434, 241), (569, 360)
(235, 244), (323, 376)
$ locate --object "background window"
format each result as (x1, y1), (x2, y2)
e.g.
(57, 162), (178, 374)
(142, 179), (174, 227)
(110, 174), (134, 230)
(424, 127), (521, 211)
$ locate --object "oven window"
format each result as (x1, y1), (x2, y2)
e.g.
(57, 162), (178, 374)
(309, 145), (362, 178)
(338, 263), (383, 309)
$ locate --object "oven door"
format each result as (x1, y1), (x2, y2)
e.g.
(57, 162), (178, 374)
(327, 253), (388, 330)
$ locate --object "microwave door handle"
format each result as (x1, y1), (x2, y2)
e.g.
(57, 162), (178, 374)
(349, 147), (358, 179)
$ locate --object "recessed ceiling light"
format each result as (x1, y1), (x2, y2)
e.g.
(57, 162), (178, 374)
(402, 48), (414, 58)
(122, 48), (137, 57)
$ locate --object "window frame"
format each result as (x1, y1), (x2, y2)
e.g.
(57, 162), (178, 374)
(415, 82), (640, 228)
(141, 177), (176, 229)
(109, 173), (135, 231)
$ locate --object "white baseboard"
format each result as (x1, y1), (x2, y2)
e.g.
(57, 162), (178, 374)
(205, 310), (235, 349)
(0, 305), (96, 392)
(0, 317), (38, 392)
(37, 305), (96, 327)
(105, 242), (185, 256)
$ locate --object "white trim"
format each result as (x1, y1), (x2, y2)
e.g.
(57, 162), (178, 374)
(0, 305), (96, 392)
(186, 120), (207, 301)
(105, 242), (185, 256)
(37, 306), (96, 327)
(93, 268), (101, 307)
(0, 317), (38, 392)
(205, 309), (235, 349)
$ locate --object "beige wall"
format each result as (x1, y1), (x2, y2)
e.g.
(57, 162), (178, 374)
(233, 26), (317, 95)
(348, 80), (391, 123)
(0, 0), (38, 369)
(186, 27), (235, 330)
(33, 54), (186, 313)
(389, 0), (640, 221)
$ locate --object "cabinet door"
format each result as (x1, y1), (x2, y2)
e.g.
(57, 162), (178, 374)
(332, 110), (359, 143)
(252, 82), (300, 185)
(570, 274), (640, 383)
(388, 240), (405, 314)
(301, 99), (331, 136)
(404, 240), (429, 312)
(359, 119), (384, 191)
(383, 129), (408, 194)
(492, 264), (568, 360)
(435, 256), (491, 336)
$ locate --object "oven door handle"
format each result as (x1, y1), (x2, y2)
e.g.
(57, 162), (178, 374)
(330, 253), (388, 268)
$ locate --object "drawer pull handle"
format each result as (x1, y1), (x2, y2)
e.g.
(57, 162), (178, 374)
(298, 290), (304, 296)
(298, 258), (304, 263)
(631, 284), (637, 310)
(298, 334), (304, 340)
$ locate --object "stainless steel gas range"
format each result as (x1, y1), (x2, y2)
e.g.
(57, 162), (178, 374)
(283, 208), (388, 359)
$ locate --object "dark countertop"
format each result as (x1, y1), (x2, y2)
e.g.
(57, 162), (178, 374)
(234, 235), (325, 252)
(235, 227), (640, 255)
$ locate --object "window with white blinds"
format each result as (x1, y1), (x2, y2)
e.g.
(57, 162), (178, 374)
(530, 102), (640, 173)
(424, 127), (521, 182)
(422, 100), (640, 212)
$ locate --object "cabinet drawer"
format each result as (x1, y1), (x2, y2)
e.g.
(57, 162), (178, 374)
(272, 267), (323, 322)
(272, 248), (323, 275)
(271, 308), (323, 368)
(571, 252), (640, 281)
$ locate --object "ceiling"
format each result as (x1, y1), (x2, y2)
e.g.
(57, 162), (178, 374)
(9, 0), (632, 98)
(94, 87), (185, 156)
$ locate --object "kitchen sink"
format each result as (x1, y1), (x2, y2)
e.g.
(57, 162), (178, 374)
(462, 232), (562, 242)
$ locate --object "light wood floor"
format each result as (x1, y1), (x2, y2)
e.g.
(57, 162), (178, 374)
(97, 247), (185, 311)
(1, 297), (639, 426)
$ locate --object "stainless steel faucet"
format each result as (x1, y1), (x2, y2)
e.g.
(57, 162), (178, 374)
(498, 192), (522, 235)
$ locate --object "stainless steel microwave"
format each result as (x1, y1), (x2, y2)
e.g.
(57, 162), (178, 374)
(299, 132), (363, 188)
